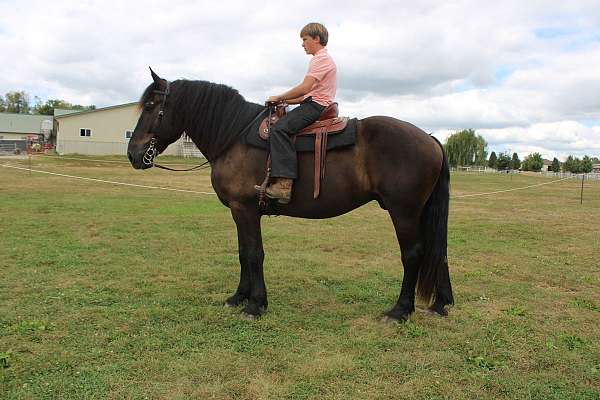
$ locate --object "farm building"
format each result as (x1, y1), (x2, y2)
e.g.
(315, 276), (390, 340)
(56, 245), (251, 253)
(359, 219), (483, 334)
(542, 159), (552, 172)
(0, 113), (53, 153)
(54, 103), (201, 157)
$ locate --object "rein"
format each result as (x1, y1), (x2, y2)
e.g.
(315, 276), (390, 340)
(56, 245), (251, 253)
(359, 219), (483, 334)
(154, 159), (211, 172)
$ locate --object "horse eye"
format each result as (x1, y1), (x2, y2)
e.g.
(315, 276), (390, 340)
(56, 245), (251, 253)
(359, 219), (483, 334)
(145, 101), (155, 110)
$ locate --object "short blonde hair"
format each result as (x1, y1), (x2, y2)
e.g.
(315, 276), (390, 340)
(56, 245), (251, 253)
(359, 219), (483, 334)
(300, 22), (329, 46)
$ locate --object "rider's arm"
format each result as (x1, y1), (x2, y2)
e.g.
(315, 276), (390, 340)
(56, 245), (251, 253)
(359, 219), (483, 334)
(286, 96), (305, 105)
(268, 75), (316, 103)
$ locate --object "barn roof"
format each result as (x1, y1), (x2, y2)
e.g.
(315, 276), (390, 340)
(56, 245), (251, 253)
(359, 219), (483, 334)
(0, 113), (53, 134)
(54, 102), (137, 119)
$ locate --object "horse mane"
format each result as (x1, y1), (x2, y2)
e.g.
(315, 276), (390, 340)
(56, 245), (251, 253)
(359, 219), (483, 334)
(140, 79), (263, 161)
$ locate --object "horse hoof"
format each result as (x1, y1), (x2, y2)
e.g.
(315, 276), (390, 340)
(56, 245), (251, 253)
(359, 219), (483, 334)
(225, 294), (247, 308)
(426, 306), (448, 317)
(381, 314), (409, 324)
(240, 312), (258, 321)
(240, 305), (265, 320)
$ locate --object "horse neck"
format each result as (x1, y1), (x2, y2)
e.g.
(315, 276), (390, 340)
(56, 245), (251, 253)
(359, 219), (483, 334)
(179, 97), (261, 162)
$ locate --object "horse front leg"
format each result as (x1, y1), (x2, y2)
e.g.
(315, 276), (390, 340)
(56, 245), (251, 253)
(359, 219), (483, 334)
(227, 203), (267, 318)
(225, 256), (251, 308)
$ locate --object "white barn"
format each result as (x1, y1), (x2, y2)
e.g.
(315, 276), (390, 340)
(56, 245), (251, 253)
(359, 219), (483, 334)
(54, 103), (200, 157)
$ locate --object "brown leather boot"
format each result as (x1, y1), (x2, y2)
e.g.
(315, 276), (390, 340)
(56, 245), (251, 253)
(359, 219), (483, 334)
(265, 178), (293, 204)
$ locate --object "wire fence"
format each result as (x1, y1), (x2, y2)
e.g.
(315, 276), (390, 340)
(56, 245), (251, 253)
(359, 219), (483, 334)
(450, 166), (499, 174)
(0, 163), (215, 195)
(451, 166), (600, 181)
(2, 155), (595, 201)
(452, 175), (578, 198)
(541, 171), (600, 181)
(39, 154), (205, 167)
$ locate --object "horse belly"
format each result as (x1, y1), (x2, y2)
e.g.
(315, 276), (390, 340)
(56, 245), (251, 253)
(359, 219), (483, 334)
(269, 148), (373, 219)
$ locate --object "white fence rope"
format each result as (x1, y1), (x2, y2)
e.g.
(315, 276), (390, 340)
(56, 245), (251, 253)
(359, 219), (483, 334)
(0, 163), (216, 196)
(1, 162), (582, 200)
(452, 176), (577, 199)
(41, 155), (131, 164)
(39, 154), (203, 167)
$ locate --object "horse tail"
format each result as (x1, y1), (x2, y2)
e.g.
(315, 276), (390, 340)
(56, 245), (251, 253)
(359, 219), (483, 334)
(416, 136), (453, 306)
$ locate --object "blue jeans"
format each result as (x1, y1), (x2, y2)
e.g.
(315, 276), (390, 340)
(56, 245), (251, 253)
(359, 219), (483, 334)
(270, 99), (324, 179)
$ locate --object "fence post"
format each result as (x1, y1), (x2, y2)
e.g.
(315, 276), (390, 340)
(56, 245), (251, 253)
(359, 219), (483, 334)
(580, 173), (585, 205)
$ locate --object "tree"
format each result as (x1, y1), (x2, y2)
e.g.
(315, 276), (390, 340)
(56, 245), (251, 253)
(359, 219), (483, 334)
(563, 155), (575, 172)
(0, 95), (6, 112)
(4, 91), (30, 113)
(563, 155), (583, 173)
(496, 152), (511, 170)
(582, 156), (593, 173)
(33, 98), (96, 115)
(511, 152), (521, 170)
(488, 151), (497, 169)
(522, 153), (544, 172)
(551, 157), (561, 172)
(444, 129), (488, 167)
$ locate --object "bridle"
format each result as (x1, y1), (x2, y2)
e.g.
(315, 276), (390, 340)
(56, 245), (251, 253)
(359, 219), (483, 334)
(141, 80), (269, 171)
(141, 80), (213, 171)
(142, 80), (171, 167)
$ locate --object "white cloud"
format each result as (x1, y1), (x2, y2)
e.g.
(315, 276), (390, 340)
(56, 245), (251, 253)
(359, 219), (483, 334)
(0, 0), (599, 159)
(479, 121), (600, 159)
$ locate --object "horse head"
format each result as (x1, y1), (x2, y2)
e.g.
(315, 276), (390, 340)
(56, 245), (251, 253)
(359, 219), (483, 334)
(127, 68), (183, 169)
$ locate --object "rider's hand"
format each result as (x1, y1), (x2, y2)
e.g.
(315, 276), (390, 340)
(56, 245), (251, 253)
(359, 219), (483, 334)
(266, 95), (282, 103)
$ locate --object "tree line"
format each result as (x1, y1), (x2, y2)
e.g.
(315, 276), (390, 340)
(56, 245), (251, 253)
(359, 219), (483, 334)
(0, 90), (95, 115)
(443, 129), (598, 173)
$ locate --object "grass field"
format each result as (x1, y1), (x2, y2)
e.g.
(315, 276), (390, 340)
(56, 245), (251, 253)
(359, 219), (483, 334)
(1, 154), (599, 399)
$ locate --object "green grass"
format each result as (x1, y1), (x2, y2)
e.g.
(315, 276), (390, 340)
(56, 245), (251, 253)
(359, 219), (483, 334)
(1, 155), (599, 399)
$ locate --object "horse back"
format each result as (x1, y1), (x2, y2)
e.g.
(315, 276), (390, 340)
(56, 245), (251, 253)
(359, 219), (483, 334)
(211, 116), (443, 218)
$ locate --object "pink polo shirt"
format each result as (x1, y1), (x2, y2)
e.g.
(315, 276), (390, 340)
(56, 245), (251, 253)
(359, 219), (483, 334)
(304, 48), (337, 107)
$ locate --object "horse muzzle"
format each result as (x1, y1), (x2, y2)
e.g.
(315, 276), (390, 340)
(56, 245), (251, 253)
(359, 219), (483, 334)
(127, 138), (157, 170)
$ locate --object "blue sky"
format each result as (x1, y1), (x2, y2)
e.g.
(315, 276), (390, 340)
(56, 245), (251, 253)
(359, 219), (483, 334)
(0, 0), (599, 160)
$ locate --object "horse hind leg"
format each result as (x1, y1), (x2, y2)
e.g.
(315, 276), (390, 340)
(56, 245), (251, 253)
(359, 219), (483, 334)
(382, 209), (422, 322)
(382, 207), (452, 322)
(427, 259), (453, 316)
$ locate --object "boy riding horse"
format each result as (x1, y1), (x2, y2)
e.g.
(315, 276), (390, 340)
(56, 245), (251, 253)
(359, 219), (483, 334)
(258, 22), (337, 204)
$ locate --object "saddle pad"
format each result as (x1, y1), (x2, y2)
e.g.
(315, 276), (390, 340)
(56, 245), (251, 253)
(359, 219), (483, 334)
(245, 117), (358, 152)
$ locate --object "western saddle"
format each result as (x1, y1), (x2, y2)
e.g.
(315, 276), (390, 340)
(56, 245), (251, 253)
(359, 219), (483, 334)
(257, 102), (349, 201)
(259, 102), (347, 139)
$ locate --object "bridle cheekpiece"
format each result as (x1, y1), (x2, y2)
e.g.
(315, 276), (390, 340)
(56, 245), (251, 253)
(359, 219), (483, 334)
(153, 80), (170, 123)
(142, 80), (170, 167)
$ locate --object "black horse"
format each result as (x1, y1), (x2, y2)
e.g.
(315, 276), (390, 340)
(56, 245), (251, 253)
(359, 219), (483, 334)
(127, 69), (453, 321)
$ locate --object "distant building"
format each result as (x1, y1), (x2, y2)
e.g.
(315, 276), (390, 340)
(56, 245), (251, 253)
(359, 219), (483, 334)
(593, 163), (600, 173)
(542, 159), (552, 172)
(54, 103), (197, 156)
(1, 103), (202, 157)
(0, 113), (53, 153)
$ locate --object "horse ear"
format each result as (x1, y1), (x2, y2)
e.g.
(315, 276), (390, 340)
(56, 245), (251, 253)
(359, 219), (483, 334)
(149, 67), (161, 84)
